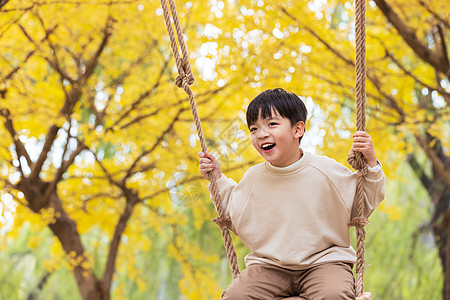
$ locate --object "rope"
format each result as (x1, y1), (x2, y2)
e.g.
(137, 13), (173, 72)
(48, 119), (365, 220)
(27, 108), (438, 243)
(159, 0), (240, 278)
(160, 0), (369, 290)
(347, 0), (368, 297)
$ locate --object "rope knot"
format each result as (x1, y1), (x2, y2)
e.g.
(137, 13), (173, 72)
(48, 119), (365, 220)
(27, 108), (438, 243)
(212, 216), (232, 230)
(348, 217), (369, 228)
(347, 149), (368, 175)
(175, 60), (195, 88)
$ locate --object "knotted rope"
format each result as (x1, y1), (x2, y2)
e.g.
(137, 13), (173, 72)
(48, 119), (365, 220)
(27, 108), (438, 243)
(347, 0), (368, 297)
(161, 0), (369, 290)
(159, 0), (240, 278)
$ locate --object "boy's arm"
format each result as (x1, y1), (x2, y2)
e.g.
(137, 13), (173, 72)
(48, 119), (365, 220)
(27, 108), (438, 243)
(206, 175), (238, 234)
(206, 174), (236, 217)
(199, 152), (237, 233)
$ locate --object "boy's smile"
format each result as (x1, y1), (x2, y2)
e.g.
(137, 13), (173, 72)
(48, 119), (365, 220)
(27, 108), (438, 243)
(261, 143), (276, 152)
(249, 110), (305, 167)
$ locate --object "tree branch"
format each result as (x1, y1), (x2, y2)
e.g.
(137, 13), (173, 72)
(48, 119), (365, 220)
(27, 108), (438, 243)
(90, 149), (122, 188)
(381, 42), (450, 105)
(101, 189), (139, 293)
(44, 141), (88, 200)
(280, 6), (407, 120)
(417, 0), (450, 29)
(373, 0), (449, 76)
(2, 49), (35, 82)
(414, 133), (450, 188)
(280, 6), (354, 67)
(305, 70), (399, 123)
(436, 23), (449, 73)
(407, 153), (432, 190)
(365, 71), (407, 120)
(0, 0), (10, 10)
(116, 108), (163, 130)
(27, 272), (51, 300)
(82, 16), (115, 82)
(0, 108), (33, 169)
(32, 14), (74, 85)
(85, 39), (161, 128)
(109, 57), (170, 131)
(81, 192), (122, 211)
(59, 15), (115, 116)
(123, 108), (184, 182)
(1, 177), (17, 190)
(29, 125), (60, 180)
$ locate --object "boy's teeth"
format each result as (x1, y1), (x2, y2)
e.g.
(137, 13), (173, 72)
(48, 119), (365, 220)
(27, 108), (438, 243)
(261, 143), (275, 150)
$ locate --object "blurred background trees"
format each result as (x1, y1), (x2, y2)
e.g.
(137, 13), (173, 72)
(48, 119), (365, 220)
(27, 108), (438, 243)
(0, 0), (448, 299)
(234, 0), (449, 296)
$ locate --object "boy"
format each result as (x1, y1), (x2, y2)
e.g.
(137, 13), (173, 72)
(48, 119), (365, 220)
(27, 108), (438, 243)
(199, 88), (385, 299)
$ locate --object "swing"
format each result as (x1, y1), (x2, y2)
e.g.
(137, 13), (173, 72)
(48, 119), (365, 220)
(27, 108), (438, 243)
(160, 0), (372, 299)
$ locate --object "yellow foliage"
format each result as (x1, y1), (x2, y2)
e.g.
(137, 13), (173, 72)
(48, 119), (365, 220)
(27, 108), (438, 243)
(7, 205), (46, 240)
(175, 251), (222, 300)
(40, 207), (61, 225)
(43, 238), (67, 272)
(27, 235), (42, 250)
(179, 269), (222, 300)
(140, 237), (152, 252)
(0, 0), (447, 298)
(113, 282), (126, 300)
(379, 202), (402, 221)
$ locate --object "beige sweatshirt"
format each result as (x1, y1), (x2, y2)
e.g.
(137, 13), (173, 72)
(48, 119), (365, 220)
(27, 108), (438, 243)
(209, 151), (385, 270)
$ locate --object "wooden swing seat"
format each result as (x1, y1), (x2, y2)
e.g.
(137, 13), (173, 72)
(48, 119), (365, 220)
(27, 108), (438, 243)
(284, 292), (372, 299)
(356, 292), (372, 300)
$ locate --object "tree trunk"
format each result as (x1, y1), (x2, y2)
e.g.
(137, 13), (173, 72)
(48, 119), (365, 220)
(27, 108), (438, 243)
(47, 193), (107, 300)
(408, 135), (449, 300)
(18, 177), (107, 300)
(446, 212), (450, 300)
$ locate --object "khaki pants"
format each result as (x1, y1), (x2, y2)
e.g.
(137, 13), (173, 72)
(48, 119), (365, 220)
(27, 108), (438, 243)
(221, 262), (355, 300)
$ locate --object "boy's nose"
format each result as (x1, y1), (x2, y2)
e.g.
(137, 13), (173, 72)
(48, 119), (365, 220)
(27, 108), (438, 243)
(258, 128), (269, 138)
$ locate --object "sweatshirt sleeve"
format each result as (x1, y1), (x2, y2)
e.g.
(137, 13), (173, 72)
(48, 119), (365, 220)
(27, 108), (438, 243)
(317, 156), (386, 220)
(206, 174), (237, 219)
(350, 162), (386, 219)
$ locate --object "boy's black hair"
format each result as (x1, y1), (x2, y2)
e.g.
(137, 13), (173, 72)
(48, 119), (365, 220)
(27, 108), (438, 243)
(246, 88), (307, 143)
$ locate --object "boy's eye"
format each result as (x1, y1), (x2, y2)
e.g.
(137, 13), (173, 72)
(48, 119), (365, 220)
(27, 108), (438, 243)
(249, 127), (257, 132)
(268, 122), (277, 126)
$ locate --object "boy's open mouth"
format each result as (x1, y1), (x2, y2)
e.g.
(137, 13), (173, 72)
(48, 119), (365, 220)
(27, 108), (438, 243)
(261, 143), (275, 151)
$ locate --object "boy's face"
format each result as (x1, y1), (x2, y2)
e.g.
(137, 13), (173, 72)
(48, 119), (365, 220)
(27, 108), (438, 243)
(249, 109), (305, 167)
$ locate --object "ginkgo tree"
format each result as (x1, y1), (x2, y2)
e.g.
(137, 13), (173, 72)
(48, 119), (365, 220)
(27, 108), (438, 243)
(1, 0), (448, 299)
(0, 0), (260, 299)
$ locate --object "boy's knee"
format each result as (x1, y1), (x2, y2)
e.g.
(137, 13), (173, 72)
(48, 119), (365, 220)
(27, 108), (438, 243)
(318, 284), (355, 300)
(303, 262), (355, 300)
(221, 264), (291, 299)
(220, 285), (254, 300)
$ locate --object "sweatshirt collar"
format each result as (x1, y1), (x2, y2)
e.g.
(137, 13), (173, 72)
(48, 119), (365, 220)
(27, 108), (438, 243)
(265, 149), (310, 175)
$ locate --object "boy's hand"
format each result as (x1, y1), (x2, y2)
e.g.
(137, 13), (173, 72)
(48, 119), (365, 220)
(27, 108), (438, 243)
(198, 151), (222, 181)
(352, 131), (378, 168)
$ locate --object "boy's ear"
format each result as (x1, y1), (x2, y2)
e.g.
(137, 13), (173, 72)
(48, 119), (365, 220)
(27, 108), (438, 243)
(294, 121), (305, 138)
